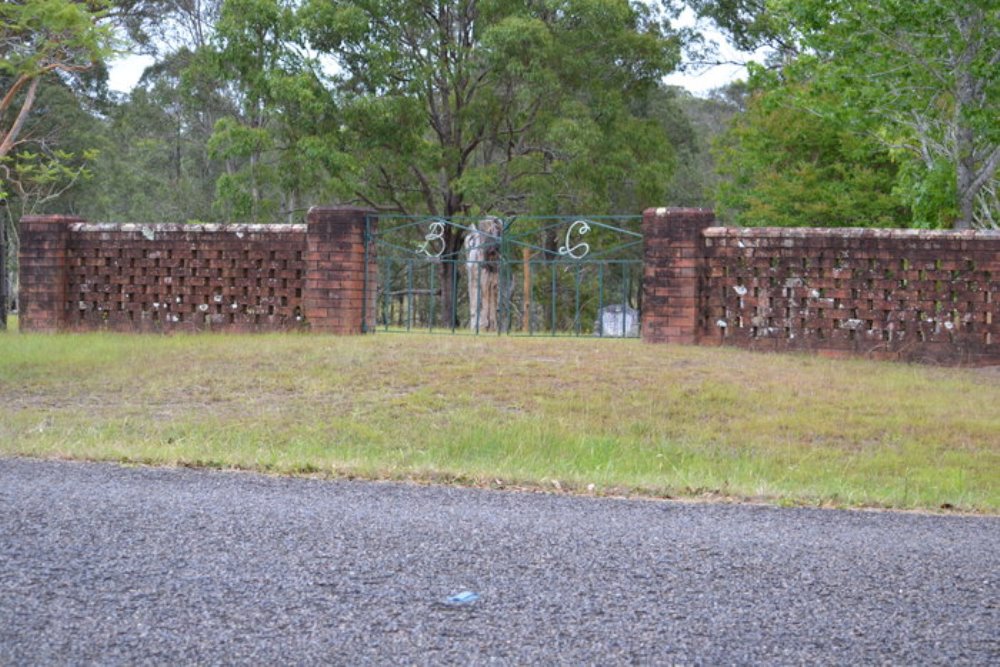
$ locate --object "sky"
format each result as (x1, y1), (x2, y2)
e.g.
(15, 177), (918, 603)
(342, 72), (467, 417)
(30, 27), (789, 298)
(106, 8), (763, 96)
(108, 55), (750, 96)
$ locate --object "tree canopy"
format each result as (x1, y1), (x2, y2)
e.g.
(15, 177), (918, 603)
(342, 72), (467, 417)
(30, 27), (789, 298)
(698, 0), (1000, 229)
(10, 0), (994, 236)
(1, 0), (113, 186)
(299, 0), (682, 220)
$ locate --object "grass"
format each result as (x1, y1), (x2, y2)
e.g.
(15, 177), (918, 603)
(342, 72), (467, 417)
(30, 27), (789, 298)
(1, 324), (998, 512)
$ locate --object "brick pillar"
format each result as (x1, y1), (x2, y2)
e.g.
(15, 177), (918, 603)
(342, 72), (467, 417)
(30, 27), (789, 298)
(303, 206), (376, 334)
(19, 215), (82, 332)
(641, 207), (714, 344)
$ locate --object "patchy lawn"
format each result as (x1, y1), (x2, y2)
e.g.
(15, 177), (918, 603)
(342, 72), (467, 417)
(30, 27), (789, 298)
(1, 329), (997, 512)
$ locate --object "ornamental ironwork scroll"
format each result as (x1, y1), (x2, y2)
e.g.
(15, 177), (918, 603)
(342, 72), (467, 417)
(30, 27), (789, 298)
(558, 220), (591, 259)
(416, 220), (446, 258)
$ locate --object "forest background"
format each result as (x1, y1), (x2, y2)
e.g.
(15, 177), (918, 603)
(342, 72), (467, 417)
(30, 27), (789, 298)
(1, 0), (998, 295)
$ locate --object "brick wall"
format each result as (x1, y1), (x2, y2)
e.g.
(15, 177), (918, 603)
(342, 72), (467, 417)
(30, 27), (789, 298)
(22, 202), (999, 363)
(641, 207), (1000, 365)
(641, 207), (714, 344)
(18, 207), (376, 334)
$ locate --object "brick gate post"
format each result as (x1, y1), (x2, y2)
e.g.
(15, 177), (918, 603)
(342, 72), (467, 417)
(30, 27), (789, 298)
(19, 215), (82, 332)
(641, 207), (715, 344)
(303, 206), (377, 334)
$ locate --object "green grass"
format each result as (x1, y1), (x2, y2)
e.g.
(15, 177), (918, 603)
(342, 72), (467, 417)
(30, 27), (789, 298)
(1, 327), (998, 512)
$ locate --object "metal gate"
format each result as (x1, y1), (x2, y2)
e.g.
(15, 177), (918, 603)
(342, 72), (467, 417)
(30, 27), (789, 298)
(364, 215), (643, 337)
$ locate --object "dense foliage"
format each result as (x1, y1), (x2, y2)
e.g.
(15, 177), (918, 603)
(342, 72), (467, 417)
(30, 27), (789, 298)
(3, 0), (996, 249)
(698, 0), (999, 229)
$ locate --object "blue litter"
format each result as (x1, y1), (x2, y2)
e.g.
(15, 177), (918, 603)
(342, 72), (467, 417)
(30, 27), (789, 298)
(445, 591), (480, 605)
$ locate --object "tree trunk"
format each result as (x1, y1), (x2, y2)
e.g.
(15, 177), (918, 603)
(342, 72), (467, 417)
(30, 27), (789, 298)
(954, 67), (977, 230)
(466, 218), (502, 332)
(438, 225), (464, 329)
(957, 162), (976, 230)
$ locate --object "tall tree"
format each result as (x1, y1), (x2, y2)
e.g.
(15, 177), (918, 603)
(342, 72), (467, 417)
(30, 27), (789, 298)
(696, 0), (1000, 229)
(1, 0), (114, 308)
(713, 79), (909, 227)
(196, 0), (679, 320)
(0, 0), (112, 167)
(75, 50), (231, 222)
(206, 0), (337, 221)
(789, 0), (999, 229)
(302, 0), (681, 219)
(653, 84), (741, 209)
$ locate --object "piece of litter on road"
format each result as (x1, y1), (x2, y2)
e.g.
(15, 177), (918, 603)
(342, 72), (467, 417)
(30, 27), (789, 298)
(445, 591), (480, 606)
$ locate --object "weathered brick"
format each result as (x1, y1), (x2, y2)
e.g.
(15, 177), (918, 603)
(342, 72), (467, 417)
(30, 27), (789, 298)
(678, 223), (1000, 364)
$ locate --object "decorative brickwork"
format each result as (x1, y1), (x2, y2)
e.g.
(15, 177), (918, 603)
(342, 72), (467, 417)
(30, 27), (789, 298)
(18, 207), (376, 334)
(641, 207), (1000, 365)
(303, 207), (376, 334)
(19, 215), (80, 332)
(641, 207), (715, 344)
(700, 227), (1000, 364)
(66, 223), (308, 332)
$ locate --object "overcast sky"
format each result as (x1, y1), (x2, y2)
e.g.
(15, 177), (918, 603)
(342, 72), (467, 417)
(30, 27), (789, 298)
(107, 7), (762, 96)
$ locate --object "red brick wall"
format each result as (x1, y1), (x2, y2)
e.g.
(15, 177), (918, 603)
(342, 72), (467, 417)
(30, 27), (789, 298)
(19, 215), (80, 332)
(18, 207), (376, 334)
(641, 207), (1000, 365)
(641, 207), (715, 344)
(303, 207), (376, 334)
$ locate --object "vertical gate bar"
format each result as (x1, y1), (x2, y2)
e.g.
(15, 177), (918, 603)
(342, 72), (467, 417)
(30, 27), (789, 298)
(621, 261), (627, 337)
(450, 258), (458, 333)
(497, 258), (504, 336)
(598, 264), (605, 337)
(383, 258), (392, 331)
(406, 259), (413, 331)
(498, 225), (507, 335)
(475, 260), (482, 335)
(497, 253), (507, 336)
(522, 247), (532, 334)
(362, 216), (370, 334)
(574, 264), (582, 336)
(521, 257), (535, 336)
(501, 257), (510, 336)
(428, 261), (435, 332)
(550, 262), (557, 336)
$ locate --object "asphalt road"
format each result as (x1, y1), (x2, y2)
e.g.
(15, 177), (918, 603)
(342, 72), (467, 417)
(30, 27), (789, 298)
(1, 458), (997, 665)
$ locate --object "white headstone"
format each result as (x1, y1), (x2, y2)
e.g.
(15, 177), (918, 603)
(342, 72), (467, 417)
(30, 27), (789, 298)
(595, 304), (639, 337)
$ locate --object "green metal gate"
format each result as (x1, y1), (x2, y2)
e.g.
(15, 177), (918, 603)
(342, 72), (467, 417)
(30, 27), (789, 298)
(364, 215), (643, 337)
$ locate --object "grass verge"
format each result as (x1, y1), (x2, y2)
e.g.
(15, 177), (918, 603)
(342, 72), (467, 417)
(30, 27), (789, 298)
(1, 329), (998, 512)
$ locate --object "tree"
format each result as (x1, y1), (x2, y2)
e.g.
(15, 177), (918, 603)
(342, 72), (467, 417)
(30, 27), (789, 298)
(296, 0), (683, 320)
(74, 50), (231, 222)
(713, 79), (909, 227)
(206, 0), (338, 221)
(688, 0), (794, 54)
(1, 0), (115, 311)
(653, 84), (741, 209)
(791, 0), (999, 229)
(303, 0), (681, 215)
(1, 0), (113, 170)
(696, 0), (1000, 229)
